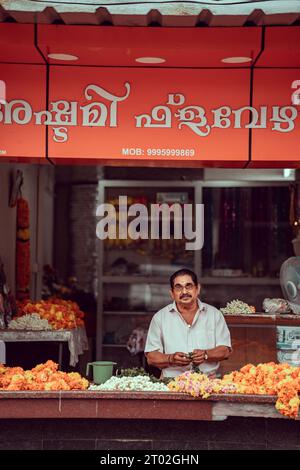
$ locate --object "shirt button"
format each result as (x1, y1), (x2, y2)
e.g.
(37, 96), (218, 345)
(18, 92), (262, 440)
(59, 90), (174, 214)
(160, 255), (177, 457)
(188, 324), (191, 328)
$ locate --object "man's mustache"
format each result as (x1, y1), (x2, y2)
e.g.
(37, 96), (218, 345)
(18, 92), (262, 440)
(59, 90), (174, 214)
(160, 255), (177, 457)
(180, 294), (192, 299)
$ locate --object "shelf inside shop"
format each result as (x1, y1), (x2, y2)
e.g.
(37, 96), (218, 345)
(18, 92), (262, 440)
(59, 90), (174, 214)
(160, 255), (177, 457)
(104, 311), (155, 316)
(102, 344), (127, 348)
(200, 277), (280, 285)
(102, 276), (170, 284)
(102, 276), (280, 285)
(105, 250), (169, 255)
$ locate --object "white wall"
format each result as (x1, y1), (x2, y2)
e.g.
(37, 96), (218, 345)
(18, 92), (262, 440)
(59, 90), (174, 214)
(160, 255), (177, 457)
(203, 169), (296, 181)
(35, 165), (55, 297)
(0, 163), (54, 299)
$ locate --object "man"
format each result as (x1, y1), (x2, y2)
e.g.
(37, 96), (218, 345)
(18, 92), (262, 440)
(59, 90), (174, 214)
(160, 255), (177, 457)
(145, 268), (231, 377)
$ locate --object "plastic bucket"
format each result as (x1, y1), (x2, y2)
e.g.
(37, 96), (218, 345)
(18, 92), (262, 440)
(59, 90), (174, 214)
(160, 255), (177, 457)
(86, 361), (117, 385)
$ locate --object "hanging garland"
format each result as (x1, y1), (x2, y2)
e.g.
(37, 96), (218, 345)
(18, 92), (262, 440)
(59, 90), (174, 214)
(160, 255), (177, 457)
(16, 197), (30, 300)
(290, 183), (300, 231)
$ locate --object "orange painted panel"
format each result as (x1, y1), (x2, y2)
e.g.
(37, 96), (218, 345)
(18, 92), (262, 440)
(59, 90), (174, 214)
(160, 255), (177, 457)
(0, 24), (44, 64)
(38, 25), (261, 68)
(0, 64), (46, 160)
(256, 27), (300, 68)
(48, 66), (250, 165)
(251, 69), (300, 167)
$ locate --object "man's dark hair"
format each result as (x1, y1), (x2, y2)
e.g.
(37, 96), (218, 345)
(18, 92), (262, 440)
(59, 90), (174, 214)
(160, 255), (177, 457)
(170, 268), (198, 289)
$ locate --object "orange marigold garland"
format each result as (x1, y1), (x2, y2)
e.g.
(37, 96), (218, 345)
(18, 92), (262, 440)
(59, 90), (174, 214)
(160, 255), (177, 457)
(0, 360), (89, 391)
(16, 198), (30, 301)
(168, 363), (300, 419)
(16, 298), (85, 330)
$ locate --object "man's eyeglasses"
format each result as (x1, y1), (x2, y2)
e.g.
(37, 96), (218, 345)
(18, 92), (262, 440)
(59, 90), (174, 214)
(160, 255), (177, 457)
(173, 283), (196, 293)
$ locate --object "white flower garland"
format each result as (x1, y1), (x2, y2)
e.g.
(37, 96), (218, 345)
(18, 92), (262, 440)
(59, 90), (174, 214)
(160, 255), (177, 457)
(8, 313), (52, 330)
(89, 375), (169, 392)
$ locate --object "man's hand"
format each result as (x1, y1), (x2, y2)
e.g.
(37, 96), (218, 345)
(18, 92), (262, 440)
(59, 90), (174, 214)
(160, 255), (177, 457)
(170, 352), (192, 366)
(191, 349), (205, 365)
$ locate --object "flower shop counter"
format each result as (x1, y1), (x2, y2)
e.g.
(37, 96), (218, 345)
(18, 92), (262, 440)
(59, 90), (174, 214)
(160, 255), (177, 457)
(220, 314), (300, 374)
(0, 390), (292, 421)
(224, 313), (300, 326)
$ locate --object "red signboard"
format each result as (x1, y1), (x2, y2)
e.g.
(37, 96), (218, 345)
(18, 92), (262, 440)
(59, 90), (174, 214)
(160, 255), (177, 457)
(47, 67), (250, 165)
(251, 69), (300, 167)
(38, 25), (261, 69)
(0, 24), (44, 64)
(0, 64), (46, 161)
(1, 64), (300, 167)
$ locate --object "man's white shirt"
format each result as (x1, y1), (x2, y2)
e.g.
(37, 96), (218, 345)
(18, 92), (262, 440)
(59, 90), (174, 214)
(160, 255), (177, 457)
(145, 299), (231, 377)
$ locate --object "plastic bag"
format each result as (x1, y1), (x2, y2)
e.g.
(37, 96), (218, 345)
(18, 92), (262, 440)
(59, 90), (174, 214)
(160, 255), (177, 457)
(263, 298), (291, 314)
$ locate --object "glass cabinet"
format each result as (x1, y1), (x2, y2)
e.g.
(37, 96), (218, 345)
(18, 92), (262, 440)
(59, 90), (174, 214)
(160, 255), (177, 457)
(96, 180), (293, 367)
(202, 186), (293, 278)
(97, 180), (199, 365)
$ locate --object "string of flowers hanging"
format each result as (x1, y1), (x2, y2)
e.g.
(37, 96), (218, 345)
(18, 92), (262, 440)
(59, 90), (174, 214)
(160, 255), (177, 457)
(15, 180), (30, 301)
(290, 183), (300, 230)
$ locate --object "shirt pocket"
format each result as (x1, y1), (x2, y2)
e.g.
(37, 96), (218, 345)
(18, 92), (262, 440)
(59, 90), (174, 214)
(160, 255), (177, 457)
(204, 328), (216, 350)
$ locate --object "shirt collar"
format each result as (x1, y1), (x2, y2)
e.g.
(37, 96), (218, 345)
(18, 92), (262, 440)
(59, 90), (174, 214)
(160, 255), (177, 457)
(169, 298), (205, 314)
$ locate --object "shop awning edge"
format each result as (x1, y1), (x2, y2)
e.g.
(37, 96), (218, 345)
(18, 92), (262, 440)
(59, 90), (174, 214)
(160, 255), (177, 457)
(1, 1), (300, 26)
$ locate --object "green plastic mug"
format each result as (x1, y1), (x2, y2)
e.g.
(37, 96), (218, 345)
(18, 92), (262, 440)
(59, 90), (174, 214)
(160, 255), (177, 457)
(86, 361), (117, 385)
